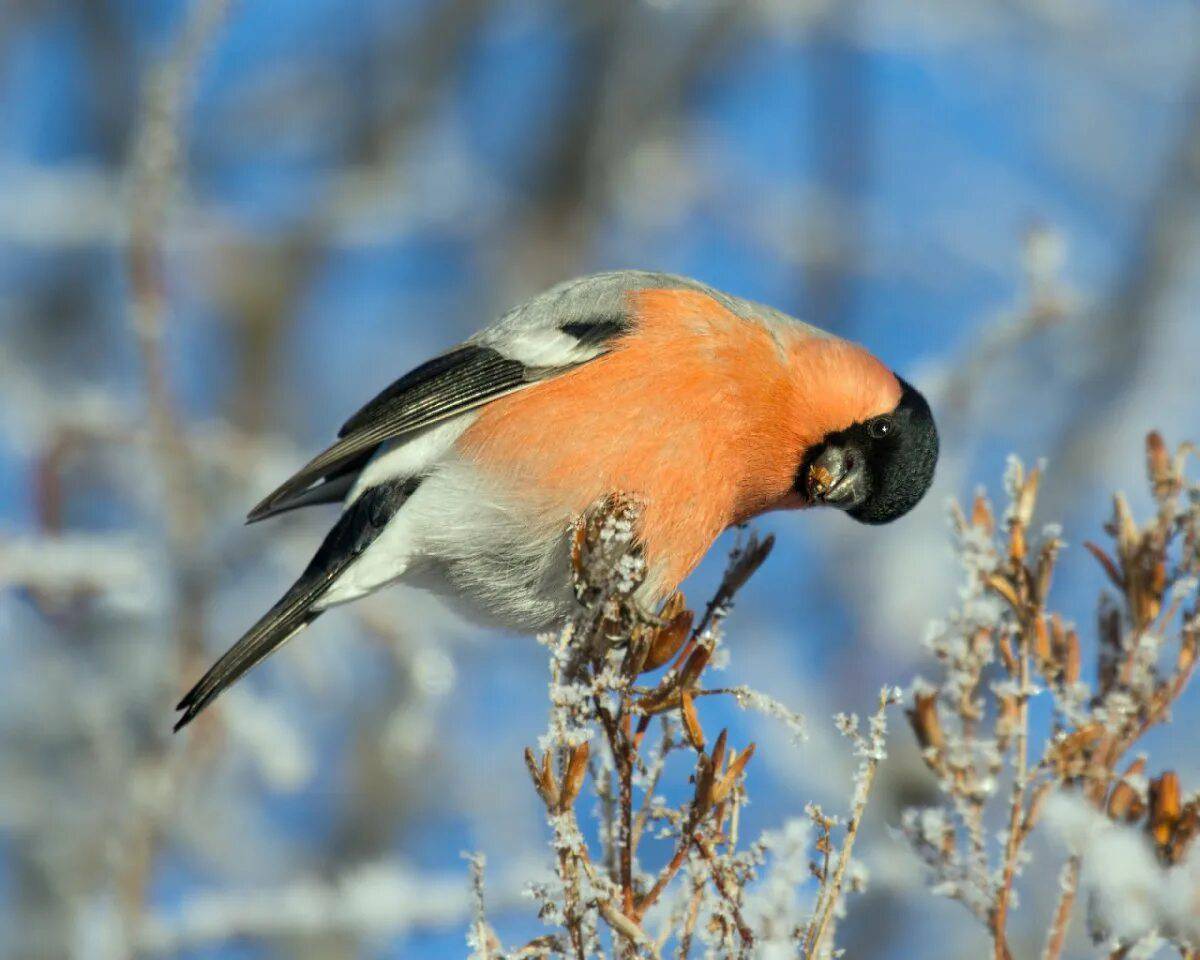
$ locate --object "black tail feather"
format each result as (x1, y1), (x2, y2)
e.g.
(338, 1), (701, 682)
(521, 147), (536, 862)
(176, 476), (420, 732)
(173, 588), (324, 731)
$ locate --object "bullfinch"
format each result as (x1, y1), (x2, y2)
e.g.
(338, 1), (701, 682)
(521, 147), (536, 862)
(175, 271), (938, 730)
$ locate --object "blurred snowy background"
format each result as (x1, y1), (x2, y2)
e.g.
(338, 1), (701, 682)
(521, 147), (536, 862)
(2, 0), (1200, 957)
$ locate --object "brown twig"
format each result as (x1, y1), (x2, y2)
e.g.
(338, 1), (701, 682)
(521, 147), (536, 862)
(992, 583), (1032, 959)
(1041, 855), (1081, 960)
(804, 689), (893, 960)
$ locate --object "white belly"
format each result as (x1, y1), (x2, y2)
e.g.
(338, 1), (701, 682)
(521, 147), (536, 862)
(317, 456), (577, 631)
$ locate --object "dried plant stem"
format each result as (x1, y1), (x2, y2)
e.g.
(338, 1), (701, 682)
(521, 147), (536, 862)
(992, 615), (1032, 960)
(635, 839), (691, 920)
(677, 875), (705, 958)
(1041, 855), (1081, 960)
(656, 532), (776, 687)
(619, 730), (635, 916)
(595, 699), (637, 917)
(804, 691), (891, 960)
(806, 790), (870, 957)
(693, 835), (753, 948)
(559, 841), (586, 960)
(631, 727), (673, 851)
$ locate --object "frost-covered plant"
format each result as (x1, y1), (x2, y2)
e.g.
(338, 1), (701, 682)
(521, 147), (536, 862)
(467, 497), (898, 959)
(902, 433), (1200, 960)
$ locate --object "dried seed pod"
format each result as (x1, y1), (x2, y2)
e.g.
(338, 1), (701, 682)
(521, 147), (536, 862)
(642, 606), (694, 673)
(680, 690), (705, 752)
(1009, 522), (1028, 563)
(1113, 494), (1139, 562)
(693, 752), (716, 817)
(1035, 540), (1059, 605)
(1145, 559), (1167, 624)
(987, 573), (1022, 611)
(1050, 614), (1067, 654)
(1168, 800), (1200, 864)
(658, 590), (687, 621)
(1033, 617), (1052, 668)
(971, 493), (995, 534)
(1097, 602), (1121, 693)
(634, 688), (680, 716)
(635, 637), (712, 716)
(678, 644), (712, 689)
(1091, 732), (1117, 774)
(1015, 466), (1041, 527)
(1063, 629), (1082, 686)
(559, 741), (590, 812)
(809, 464), (834, 499)
(569, 521), (587, 577)
(709, 728), (728, 779)
(1145, 431), (1176, 500)
(1148, 771), (1182, 850)
(524, 747), (559, 809)
(1025, 781), (1054, 832)
(1146, 430), (1169, 474)
(1108, 757), (1147, 823)
(622, 632), (651, 678)
(1048, 723), (1103, 777)
(720, 533), (775, 596)
(711, 744), (756, 805)
(906, 692), (944, 755)
(1084, 541), (1125, 592)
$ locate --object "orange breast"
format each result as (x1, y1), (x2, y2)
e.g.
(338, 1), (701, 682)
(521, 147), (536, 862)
(457, 288), (898, 593)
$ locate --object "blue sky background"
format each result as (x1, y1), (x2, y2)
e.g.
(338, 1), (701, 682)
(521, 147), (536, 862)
(3, 1), (1200, 957)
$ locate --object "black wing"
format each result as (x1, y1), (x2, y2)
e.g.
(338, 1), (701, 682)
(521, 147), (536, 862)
(247, 345), (529, 522)
(247, 309), (634, 524)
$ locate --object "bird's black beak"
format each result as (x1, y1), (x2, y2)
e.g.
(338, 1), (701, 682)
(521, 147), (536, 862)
(806, 444), (868, 512)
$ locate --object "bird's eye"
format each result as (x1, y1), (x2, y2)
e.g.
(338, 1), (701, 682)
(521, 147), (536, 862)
(867, 416), (893, 440)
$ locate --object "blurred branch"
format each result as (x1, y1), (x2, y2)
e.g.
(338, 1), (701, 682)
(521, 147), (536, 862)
(120, 0), (232, 950)
(804, 0), (869, 333)
(137, 862), (530, 954)
(129, 0), (230, 558)
(937, 226), (1077, 427)
(0, 534), (150, 599)
(1045, 68), (1200, 512)
(217, 0), (492, 430)
(503, 0), (746, 288)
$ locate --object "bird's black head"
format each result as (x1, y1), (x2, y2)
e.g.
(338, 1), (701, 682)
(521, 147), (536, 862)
(799, 377), (939, 525)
